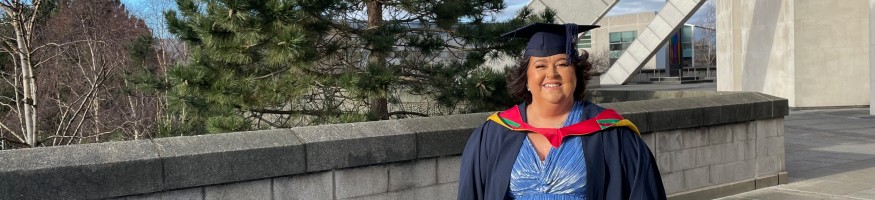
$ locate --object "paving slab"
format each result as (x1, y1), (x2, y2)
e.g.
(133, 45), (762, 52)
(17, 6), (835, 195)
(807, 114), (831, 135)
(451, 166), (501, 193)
(848, 188), (875, 199)
(727, 188), (829, 200)
(720, 107), (875, 200)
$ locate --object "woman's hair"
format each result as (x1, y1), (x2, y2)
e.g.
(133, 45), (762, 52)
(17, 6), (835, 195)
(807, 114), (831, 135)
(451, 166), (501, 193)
(506, 50), (593, 104)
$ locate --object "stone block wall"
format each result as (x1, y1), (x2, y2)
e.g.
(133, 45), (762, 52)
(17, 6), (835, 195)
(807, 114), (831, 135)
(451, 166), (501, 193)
(0, 91), (788, 200)
(116, 156), (462, 200)
(650, 119), (787, 200)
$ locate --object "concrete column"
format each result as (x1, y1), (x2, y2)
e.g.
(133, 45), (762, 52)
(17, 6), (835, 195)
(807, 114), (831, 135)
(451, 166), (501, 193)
(871, 0), (875, 115)
(715, 0), (734, 91)
(720, 0), (869, 108)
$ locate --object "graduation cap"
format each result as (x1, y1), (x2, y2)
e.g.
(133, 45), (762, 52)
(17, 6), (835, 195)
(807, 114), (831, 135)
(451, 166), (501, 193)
(501, 23), (600, 63)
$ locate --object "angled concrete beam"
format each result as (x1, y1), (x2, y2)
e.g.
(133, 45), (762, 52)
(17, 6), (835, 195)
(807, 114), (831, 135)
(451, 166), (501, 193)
(600, 0), (707, 85)
(528, 0), (619, 24)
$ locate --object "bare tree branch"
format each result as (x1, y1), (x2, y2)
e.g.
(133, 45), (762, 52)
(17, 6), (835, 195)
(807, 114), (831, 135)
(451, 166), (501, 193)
(387, 111), (428, 118)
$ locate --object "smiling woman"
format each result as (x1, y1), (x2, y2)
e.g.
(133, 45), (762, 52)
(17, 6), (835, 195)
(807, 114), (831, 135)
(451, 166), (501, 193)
(526, 54), (578, 106)
(507, 52), (590, 106)
(457, 23), (666, 200)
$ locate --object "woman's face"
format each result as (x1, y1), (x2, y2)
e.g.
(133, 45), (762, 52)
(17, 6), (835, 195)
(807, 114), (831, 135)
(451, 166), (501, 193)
(526, 54), (577, 105)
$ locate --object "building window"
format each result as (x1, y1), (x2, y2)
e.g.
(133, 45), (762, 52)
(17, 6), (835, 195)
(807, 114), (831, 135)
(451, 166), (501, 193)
(609, 31), (636, 64)
(670, 25), (696, 69)
(681, 25), (694, 58)
(577, 32), (592, 48)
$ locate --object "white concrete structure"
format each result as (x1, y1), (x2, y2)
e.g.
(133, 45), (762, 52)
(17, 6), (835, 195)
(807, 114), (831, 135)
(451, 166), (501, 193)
(600, 0), (707, 85)
(528, 0), (618, 24)
(871, 0), (875, 114)
(718, 0), (871, 108)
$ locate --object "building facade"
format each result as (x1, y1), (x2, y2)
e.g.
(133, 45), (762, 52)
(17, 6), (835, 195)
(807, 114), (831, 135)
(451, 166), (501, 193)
(581, 12), (713, 74)
(581, 12), (666, 70)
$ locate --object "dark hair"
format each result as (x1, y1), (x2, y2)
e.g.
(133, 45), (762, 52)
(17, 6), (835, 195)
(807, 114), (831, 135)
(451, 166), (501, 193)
(506, 51), (593, 104)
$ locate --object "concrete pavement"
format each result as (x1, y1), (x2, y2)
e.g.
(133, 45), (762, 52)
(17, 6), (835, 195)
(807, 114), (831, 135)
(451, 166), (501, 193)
(717, 108), (875, 199)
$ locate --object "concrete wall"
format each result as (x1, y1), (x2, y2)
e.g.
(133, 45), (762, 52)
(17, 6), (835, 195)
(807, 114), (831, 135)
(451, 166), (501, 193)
(655, 119), (787, 199)
(114, 158), (462, 200)
(717, 0), (871, 108)
(0, 91), (789, 200)
(795, 0), (870, 107)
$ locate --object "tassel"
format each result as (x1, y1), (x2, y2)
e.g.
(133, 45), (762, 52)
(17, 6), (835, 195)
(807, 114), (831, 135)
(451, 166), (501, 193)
(565, 23), (579, 63)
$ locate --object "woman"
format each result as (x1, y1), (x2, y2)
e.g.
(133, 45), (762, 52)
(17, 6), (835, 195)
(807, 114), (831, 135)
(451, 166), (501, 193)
(457, 23), (666, 200)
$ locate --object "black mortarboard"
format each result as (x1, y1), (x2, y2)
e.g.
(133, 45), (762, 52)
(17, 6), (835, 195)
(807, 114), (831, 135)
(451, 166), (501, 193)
(501, 23), (600, 63)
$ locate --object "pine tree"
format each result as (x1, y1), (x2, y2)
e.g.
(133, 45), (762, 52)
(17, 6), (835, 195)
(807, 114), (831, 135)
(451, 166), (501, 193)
(163, 0), (317, 134)
(293, 0), (553, 119)
(162, 0), (555, 134)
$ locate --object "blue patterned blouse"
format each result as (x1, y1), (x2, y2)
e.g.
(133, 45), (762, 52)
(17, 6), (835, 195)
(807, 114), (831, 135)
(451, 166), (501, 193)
(508, 101), (588, 200)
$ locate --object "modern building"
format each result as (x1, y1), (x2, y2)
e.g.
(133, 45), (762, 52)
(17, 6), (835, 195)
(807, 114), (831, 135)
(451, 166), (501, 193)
(579, 12), (715, 73)
(580, 12), (664, 70)
(578, 12), (715, 84)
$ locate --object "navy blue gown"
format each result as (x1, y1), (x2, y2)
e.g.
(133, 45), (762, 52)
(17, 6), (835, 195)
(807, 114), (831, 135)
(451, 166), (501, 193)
(457, 101), (666, 200)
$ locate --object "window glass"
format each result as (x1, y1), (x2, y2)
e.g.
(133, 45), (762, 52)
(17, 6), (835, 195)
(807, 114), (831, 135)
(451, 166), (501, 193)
(577, 32), (592, 48)
(608, 31), (637, 65)
(609, 32), (620, 43)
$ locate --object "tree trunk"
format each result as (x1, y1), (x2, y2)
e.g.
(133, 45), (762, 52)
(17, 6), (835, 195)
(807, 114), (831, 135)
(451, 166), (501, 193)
(0, 0), (44, 147)
(10, 10), (39, 147)
(366, 0), (389, 120)
(125, 81), (141, 140)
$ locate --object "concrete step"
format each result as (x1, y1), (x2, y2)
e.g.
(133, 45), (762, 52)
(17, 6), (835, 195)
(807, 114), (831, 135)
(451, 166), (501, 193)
(649, 76), (701, 81)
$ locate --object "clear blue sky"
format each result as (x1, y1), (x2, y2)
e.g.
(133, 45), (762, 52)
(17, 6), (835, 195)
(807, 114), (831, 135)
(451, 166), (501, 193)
(120, 0), (176, 37)
(487, 0), (669, 21)
(608, 0), (666, 16)
(120, 0), (678, 37)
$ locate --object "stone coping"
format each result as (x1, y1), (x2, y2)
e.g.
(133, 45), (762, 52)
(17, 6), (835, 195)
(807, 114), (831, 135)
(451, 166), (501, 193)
(0, 91), (787, 200)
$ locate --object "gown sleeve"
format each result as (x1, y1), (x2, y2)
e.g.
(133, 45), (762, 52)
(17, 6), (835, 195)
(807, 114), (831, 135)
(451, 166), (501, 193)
(457, 122), (489, 200)
(619, 127), (667, 200)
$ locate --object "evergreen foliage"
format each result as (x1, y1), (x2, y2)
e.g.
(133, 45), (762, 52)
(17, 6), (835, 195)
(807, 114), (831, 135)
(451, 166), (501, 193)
(164, 0), (316, 134)
(162, 0), (556, 134)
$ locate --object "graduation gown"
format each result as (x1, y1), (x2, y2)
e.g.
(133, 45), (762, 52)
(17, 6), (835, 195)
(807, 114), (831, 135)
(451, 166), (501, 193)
(457, 102), (666, 200)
